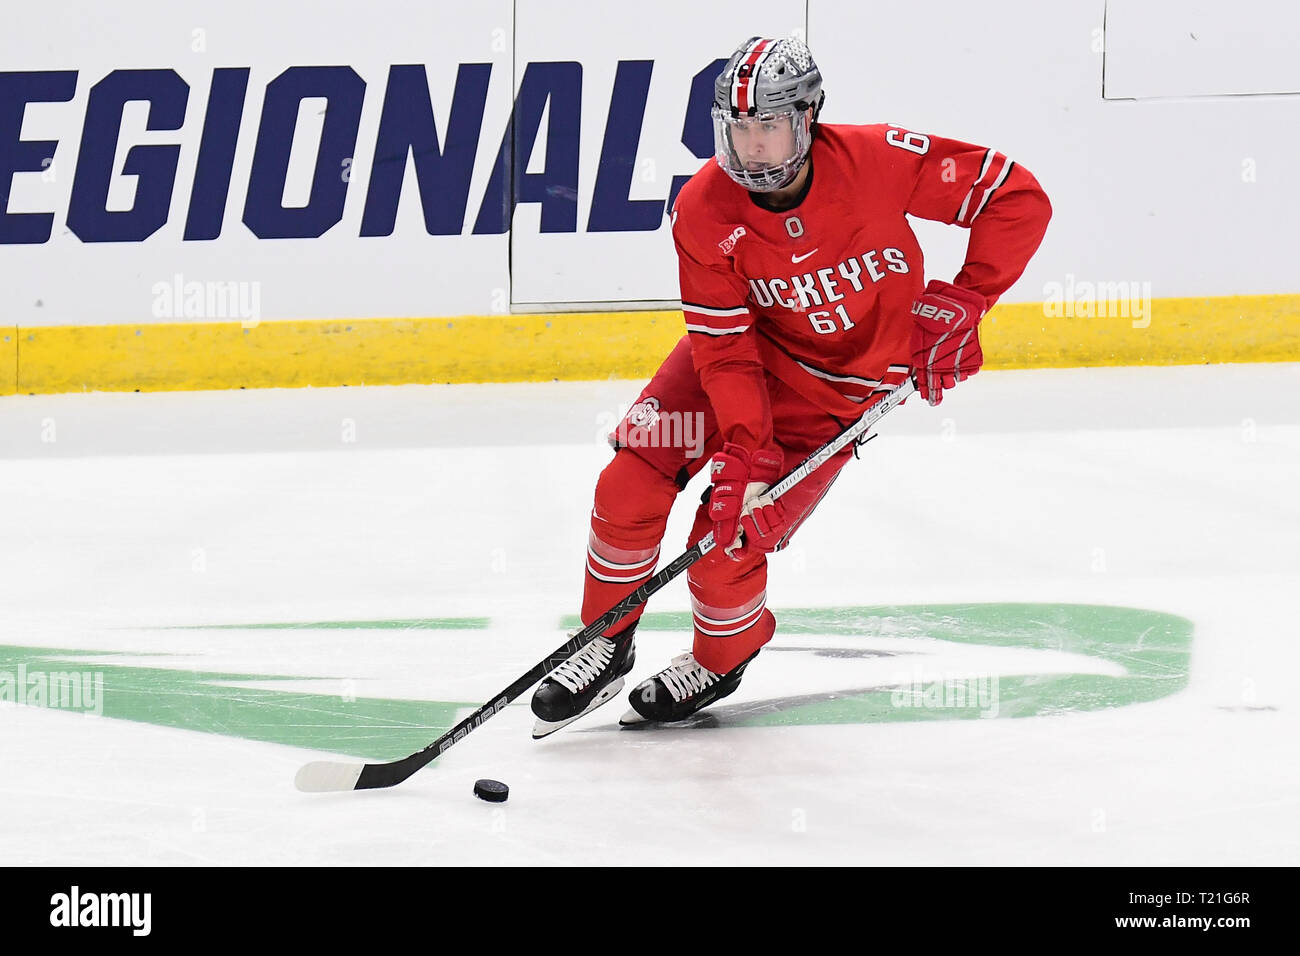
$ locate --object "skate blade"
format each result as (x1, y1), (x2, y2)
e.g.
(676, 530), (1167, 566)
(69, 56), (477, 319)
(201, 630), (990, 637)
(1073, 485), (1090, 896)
(531, 677), (626, 739)
(618, 706), (649, 726)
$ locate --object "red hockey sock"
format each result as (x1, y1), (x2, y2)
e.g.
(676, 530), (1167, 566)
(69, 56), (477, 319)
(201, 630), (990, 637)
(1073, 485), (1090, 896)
(580, 451), (679, 637)
(685, 506), (776, 673)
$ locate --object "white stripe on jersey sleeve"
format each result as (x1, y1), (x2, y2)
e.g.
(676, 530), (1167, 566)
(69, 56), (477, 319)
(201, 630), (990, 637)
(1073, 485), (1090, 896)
(969, 157), (1014, 222)
(957, 148), (996, 224)
(683, 304), (750, 318)
(685, 323), (749, 336)
(682, 302), (752, 336)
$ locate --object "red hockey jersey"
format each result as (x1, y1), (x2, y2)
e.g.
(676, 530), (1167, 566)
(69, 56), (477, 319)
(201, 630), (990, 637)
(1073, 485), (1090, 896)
(671, 122), (1052, 453)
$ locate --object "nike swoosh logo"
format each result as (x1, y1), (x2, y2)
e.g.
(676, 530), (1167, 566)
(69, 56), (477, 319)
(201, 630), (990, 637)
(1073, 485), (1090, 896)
(791, 249), (818, 263)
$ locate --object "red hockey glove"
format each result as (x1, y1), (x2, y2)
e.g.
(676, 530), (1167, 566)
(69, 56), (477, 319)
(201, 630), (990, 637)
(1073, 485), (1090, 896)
(709, 442), (785, 559)
(909, 280), (988, 406)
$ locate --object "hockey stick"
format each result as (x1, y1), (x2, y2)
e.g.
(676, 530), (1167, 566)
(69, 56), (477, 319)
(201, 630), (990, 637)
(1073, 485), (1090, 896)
(294, 378), (915, 792)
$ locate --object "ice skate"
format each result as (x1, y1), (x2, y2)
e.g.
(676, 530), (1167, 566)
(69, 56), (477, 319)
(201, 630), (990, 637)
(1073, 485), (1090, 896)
(530, 625), (637, 738)
(619, 649), (758, 725)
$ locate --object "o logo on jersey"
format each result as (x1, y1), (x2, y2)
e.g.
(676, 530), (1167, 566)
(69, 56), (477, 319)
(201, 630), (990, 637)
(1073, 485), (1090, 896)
(785, 216), (805, 239)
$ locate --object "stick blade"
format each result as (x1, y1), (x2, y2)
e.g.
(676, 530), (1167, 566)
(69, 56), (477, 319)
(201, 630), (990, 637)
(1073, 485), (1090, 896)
(295, 760), (365, 792)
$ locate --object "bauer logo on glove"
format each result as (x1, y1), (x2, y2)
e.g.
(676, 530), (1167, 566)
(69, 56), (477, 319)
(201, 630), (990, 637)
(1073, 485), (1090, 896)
(909, 279), (988, 406)
(911, 302), (959, 324)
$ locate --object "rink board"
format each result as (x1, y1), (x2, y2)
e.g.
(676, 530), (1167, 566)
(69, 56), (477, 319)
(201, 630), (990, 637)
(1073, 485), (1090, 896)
(6, 293), (1299, 394)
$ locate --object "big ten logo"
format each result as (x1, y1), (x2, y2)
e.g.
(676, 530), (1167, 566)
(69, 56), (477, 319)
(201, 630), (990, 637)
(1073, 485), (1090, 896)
(1241, 418), (1256, 443)
(1090, 546), (1106, 573)
(489, 287), (508, 314)
(791, 807), (806, 833)
(341, 417), (357, 443)
(191, 28), (207, 54)
(191, 806), (207, 833)
(0, 56), (726, 245)
(490, 547), (508, 573)
(1091, 807), (1106, 833)
(191, 547), (207, 573)
(40, 417), (56, 443)
(1241, 158), (1256, 183)
(340, 678), (357, 703)
(940, 417), (956, 443)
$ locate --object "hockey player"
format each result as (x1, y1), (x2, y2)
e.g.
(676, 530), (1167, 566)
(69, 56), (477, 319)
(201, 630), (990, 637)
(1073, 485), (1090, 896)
(531, 35), (1051, 735)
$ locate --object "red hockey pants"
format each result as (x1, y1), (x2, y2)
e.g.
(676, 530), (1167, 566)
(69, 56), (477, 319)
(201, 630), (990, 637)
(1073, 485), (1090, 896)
(581, 335), (854, 674)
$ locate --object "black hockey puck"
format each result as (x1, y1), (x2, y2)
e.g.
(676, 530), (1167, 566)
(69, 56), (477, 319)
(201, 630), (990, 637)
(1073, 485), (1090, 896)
(473, 778), (509, 802)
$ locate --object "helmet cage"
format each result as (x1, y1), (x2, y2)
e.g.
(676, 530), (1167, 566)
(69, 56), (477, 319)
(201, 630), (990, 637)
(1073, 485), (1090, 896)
(711, 105), (814, 192)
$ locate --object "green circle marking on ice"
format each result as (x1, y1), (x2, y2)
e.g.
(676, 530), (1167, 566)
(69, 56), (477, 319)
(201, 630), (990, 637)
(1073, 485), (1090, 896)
(563, 603), (1193, 727)
(0, 604), (1191, 758)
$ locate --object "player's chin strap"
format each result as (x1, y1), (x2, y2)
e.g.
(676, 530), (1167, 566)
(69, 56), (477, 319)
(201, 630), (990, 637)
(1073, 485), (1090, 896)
(293, 379), (915, 793)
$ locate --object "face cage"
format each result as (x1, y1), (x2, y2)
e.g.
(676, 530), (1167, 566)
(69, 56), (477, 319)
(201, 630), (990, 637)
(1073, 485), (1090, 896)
(711, 106), (813, 192)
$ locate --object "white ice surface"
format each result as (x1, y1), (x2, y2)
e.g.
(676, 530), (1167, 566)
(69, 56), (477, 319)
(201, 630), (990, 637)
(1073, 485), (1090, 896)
(1, 364), (1298, 865)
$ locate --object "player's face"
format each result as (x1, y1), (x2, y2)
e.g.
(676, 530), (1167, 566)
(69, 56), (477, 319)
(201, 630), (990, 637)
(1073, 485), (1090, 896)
(712, 105), (813, 191)
(728, 114), (797, 169)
